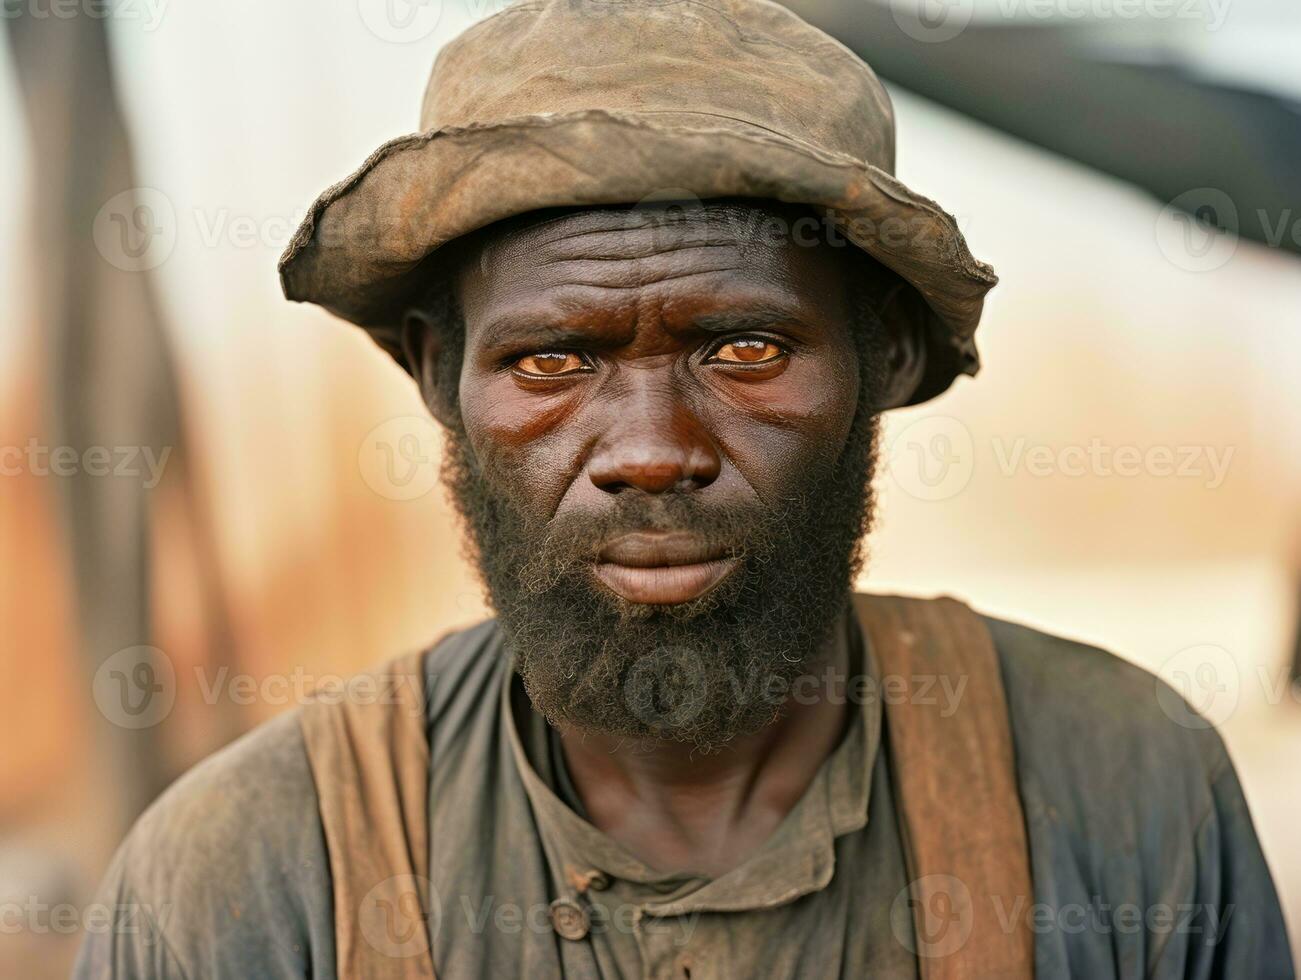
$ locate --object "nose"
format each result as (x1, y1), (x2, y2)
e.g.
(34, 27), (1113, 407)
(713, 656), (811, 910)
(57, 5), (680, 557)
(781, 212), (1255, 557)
(586, 388), (722, 495)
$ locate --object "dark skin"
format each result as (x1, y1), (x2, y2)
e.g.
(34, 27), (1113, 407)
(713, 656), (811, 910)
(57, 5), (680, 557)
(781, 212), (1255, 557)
(404, 201), (925, 877)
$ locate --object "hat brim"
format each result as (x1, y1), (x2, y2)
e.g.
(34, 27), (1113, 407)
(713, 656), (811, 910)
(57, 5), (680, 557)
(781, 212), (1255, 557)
(279, 108), (996, 405)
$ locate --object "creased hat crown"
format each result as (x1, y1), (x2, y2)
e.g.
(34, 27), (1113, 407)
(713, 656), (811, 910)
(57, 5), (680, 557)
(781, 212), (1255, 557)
(422, 0), (896, 172)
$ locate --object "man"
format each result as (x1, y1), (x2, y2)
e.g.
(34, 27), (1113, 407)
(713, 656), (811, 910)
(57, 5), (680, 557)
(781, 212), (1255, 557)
(78, 0), (1292, 977)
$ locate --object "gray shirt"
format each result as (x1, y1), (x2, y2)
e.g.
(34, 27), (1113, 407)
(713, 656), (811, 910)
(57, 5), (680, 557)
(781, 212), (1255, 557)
(75, 613), (1294, 978)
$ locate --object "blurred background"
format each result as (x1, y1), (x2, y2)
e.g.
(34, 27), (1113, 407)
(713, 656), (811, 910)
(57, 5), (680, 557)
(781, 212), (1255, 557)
(1, 0), (1298, 974)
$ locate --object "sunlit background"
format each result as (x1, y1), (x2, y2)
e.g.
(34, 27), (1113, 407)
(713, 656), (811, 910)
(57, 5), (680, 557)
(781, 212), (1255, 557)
(1, 0), (1299, 974)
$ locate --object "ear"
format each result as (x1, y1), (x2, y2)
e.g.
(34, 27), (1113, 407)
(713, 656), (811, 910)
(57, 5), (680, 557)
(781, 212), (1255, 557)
(400, 303), (460, 430)
(875, 284), (928, 410)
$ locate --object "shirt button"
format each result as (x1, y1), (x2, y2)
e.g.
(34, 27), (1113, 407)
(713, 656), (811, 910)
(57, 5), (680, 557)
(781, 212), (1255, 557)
(549, 898), (590, 941)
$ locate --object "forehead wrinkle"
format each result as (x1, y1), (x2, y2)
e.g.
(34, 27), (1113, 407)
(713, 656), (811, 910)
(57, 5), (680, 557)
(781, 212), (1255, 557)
(537, 260), (746, 292)
(469, 204), (811, 293)
(527, 205), (742, 241)
(534, 225), (747, 263)
(541, 240), (742, 264)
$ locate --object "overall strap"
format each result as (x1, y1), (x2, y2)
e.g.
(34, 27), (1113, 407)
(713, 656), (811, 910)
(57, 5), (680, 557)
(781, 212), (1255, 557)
(299, 649), (437, 979)
(854, 593), (1035, 980)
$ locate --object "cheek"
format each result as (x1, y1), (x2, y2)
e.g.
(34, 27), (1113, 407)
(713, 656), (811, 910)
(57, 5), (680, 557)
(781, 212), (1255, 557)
(458, 369), (588, 509)
(704, 350), (860, 485)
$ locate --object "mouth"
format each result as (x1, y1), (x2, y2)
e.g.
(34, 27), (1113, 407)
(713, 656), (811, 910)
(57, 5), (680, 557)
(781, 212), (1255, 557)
(593, 532), (740, 605)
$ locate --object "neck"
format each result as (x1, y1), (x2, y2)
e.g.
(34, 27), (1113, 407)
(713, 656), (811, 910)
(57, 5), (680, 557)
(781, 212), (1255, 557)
(556, 615), (854, 878)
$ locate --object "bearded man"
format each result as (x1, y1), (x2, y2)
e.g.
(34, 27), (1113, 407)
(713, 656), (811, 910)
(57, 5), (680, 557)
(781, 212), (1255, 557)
(77, 0), (1292, 977)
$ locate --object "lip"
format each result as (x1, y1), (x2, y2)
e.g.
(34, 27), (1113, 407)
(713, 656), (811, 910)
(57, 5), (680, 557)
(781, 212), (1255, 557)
(594, 532), (739, 605)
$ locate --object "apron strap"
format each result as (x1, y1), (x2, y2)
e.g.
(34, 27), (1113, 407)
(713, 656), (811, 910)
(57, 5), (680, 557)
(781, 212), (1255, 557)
(855, 593), (1035, 979)
(301, 594), (1033, 979)
(300, 649), (436, 979)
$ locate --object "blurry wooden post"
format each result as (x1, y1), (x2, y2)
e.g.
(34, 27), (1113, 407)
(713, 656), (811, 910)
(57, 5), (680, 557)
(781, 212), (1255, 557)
(6, 9), (199, 827)
(1291, 593), (1300, 685)
(1292, 546), (1300, 686)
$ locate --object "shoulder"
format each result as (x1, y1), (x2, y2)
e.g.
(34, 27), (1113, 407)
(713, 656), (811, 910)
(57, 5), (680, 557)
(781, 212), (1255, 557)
(981, 612), (1232, 856)
(984, 613), (1230, 788)
(77, 621), (509, 978)
(76, 710), (333, 978)
(109, 617), (509, 884)
(979, 613), (1293, 972)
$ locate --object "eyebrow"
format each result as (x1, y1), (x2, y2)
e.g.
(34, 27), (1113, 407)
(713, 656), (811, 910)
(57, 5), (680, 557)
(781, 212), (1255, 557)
(689, 308), (814, 335)
(477, 321), (631, 354)
(476, 306), (815, 354)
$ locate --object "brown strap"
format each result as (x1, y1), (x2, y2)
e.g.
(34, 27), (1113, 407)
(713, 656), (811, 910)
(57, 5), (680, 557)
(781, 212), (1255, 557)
(854, 593), (1035, 980)
(300, 650), (437, 979)
(301, 599), (1030, 979)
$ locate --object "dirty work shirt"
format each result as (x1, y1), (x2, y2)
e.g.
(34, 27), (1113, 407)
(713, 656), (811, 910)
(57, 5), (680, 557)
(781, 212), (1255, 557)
(464, 614), (917, 978)
(76, 613), (1293, 978)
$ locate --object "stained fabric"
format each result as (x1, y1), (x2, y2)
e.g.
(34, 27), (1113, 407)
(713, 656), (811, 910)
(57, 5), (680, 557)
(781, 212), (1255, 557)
(75, 613), (1294, 978)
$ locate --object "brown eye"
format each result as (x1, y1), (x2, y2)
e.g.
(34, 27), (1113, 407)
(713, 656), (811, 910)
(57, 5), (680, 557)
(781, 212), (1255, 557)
(514, 352), (588, 377)
(710, 338), (785, 364)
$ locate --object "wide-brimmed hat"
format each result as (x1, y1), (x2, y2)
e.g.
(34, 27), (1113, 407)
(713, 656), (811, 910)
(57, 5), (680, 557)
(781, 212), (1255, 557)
(279, 0), (997, 405)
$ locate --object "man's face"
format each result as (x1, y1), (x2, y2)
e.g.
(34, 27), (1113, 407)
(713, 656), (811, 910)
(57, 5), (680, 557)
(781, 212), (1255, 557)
(431, 201), (888, 749)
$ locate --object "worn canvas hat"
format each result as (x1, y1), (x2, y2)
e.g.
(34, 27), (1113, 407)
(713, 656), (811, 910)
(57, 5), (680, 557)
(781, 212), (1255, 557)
(279, 0), (997, 404)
